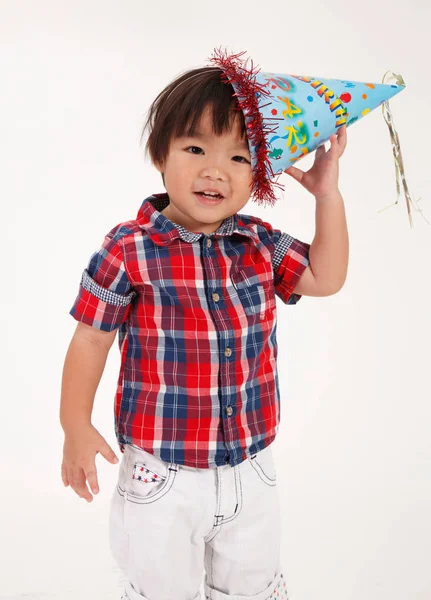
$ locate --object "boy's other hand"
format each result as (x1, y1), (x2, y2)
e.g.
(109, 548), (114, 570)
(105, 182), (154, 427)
(61, 424), (119, 502)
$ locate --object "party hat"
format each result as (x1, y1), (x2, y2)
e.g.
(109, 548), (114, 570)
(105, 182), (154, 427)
(209, 49), (416, 225)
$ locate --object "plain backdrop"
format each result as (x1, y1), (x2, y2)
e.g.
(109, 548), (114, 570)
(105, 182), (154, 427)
(1, 1), (430, 599)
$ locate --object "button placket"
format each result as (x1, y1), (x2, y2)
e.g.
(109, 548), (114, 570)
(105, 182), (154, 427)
(200, 235), (239, 452)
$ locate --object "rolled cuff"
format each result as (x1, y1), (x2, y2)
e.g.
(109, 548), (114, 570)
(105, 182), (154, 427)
(69, 270), (135, 331)
(273, 234), (310, 305)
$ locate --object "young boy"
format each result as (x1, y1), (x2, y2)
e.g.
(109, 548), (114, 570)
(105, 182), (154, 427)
(60, 61), (348, 600)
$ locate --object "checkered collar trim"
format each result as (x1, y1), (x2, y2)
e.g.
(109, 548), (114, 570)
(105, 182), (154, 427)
(136, 193), (259, 246)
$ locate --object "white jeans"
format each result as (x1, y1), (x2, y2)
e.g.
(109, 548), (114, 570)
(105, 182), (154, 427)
(109, 442), (289, 600)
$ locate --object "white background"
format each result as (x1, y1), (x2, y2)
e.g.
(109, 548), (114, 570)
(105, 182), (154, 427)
(1, 1), (430, 599)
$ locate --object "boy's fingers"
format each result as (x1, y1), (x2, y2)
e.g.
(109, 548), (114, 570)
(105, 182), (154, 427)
(84, 462), (99, 495)
(316, 143), (326, 155)
(61, 462), (69, 487)
(340, 127), (347, 153)
(71, 467), (93, 502)
(284, 165), (303, 183)
(67, 466), (75, 486)
(336, 126), (347, 155)
(98, 443), (119, 465)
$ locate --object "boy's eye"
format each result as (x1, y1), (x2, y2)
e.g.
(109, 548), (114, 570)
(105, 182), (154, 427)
(185, 146), (250, 164)
(232, 155), (250, 164)
(186, 146), (204, 154)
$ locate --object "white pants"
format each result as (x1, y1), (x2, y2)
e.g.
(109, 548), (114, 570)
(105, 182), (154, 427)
(109, 442), (289, 600)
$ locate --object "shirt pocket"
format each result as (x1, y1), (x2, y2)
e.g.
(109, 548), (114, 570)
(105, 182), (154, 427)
(231, 267), (276, 320)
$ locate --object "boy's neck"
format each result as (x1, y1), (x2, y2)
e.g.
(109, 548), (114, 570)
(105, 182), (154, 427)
(160, 205), (224, 236)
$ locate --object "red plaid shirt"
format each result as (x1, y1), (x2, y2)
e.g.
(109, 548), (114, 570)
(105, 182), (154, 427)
(70, 194), (310, 468)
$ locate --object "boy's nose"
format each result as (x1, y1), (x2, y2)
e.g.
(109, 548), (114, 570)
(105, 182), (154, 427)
(201, 166), (224, 180)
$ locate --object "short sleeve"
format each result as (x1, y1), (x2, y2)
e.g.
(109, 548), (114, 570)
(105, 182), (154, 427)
(272, 231), (310, 305)
(69, 230), (136, 331)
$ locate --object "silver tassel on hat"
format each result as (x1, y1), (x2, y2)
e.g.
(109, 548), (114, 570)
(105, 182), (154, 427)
(378, 71), (428, 228)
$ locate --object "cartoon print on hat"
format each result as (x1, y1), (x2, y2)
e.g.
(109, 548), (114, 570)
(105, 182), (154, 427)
(209, 48), (407, 210)
(260, 73), (402, 167)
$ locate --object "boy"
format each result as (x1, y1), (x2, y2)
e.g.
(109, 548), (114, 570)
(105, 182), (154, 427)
(60, 62), (348, 600)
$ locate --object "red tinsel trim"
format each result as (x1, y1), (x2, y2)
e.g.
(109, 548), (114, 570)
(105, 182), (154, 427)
(208, 47), (285, 206)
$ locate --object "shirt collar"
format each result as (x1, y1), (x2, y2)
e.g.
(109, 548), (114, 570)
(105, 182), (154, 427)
(136, 193), (259, 246)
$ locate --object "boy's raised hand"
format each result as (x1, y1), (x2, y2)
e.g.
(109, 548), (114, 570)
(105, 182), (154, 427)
(61, 423), (119, 502)
(284, 125), (347, 199)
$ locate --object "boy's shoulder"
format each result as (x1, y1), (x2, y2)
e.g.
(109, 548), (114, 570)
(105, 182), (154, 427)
(236, 211), (279, 242)
(102, 219), (143, 245)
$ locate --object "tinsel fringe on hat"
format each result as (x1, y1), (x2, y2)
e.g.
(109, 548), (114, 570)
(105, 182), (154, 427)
(209, 48), (284, 206)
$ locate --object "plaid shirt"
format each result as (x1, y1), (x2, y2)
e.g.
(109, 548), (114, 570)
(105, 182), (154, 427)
(70, 193), (310, 468)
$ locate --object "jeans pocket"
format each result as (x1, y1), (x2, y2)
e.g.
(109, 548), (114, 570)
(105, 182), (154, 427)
(117, 445), (178, 505)
(249, 447), (277, 487)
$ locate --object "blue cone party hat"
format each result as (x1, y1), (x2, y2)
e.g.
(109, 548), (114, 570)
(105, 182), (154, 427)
(209, 49), (417, 226)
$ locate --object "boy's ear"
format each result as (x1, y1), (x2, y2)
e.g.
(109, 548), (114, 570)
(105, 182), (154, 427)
(152, 159), (165, 186)
(153, 160), (163, 173)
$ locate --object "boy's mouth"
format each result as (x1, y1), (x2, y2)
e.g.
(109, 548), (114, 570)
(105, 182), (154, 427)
(194, 190), (225, 204)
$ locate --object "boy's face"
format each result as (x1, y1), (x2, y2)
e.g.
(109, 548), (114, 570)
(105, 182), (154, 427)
(155, 107), (253, 234)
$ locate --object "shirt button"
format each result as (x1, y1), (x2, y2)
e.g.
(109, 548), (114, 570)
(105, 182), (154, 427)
(226, 406), (233, 416)
(206, 238), (212, 248)
(212, 292), (220, 302)
(224, 347), (232, 358)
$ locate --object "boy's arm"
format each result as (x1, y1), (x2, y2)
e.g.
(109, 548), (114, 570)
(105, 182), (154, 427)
(64, 227), (134, 430)
(62, 227), (136, 502)
(60, 322), (116, 431)
(270, 189), (348, 303)
(60, 322), (118, 503)
(294, 190), (349, 297)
